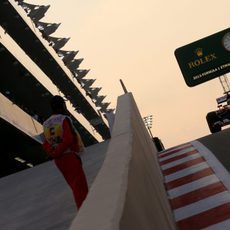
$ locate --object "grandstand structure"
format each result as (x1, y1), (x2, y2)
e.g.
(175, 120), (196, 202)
(0, 0), (112, 177)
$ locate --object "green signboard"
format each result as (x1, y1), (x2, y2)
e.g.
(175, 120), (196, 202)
(175, 28), (230, 87)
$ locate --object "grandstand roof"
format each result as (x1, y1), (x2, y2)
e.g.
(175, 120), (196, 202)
(0, 43), (98, 146)
(0, 0), (110, 140)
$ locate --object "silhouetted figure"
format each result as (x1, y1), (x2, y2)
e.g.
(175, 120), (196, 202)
(42, 95), (88, 209)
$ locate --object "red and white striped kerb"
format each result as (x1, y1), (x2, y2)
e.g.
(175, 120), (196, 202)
(158, 141), (230, 230)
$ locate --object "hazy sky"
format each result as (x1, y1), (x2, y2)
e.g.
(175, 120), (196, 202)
(26, 0), (229, 148)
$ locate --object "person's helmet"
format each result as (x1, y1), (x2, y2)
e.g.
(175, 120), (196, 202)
(50, 95), (67, 114)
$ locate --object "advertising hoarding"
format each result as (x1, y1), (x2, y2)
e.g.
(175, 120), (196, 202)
(175, 28), (230, 87)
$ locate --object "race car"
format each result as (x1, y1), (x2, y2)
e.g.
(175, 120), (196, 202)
(206, 94), (230, 133)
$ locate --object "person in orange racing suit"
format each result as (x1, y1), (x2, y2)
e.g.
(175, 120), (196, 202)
(42, 95), (88, 209)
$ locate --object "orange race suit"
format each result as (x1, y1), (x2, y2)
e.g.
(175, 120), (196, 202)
(43, 114), (88, 209)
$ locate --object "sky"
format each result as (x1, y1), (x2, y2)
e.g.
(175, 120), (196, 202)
(26, 0), (229, 148)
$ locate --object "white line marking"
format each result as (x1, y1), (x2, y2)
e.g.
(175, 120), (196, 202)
(191, 140), (230, 192)
(161, 153), (200, 170)
(202, 219), (230, 230)
(164, 162), (210, 183)
(168, 174), (219, 199)
(159, 146), (195, 162)
(174, 191), (230, 221)
(158, 143), (191, 156)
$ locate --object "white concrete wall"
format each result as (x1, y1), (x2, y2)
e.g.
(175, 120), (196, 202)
(69, 93), (176, 230)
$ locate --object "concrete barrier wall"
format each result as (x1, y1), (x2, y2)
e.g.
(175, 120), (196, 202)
(69, 93), (176, 230)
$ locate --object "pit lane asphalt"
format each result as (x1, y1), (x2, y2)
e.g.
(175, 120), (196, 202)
(197, 127), (230, 172)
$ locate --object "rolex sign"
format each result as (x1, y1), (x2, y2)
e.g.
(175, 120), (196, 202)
(175, 28), (230, 87)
